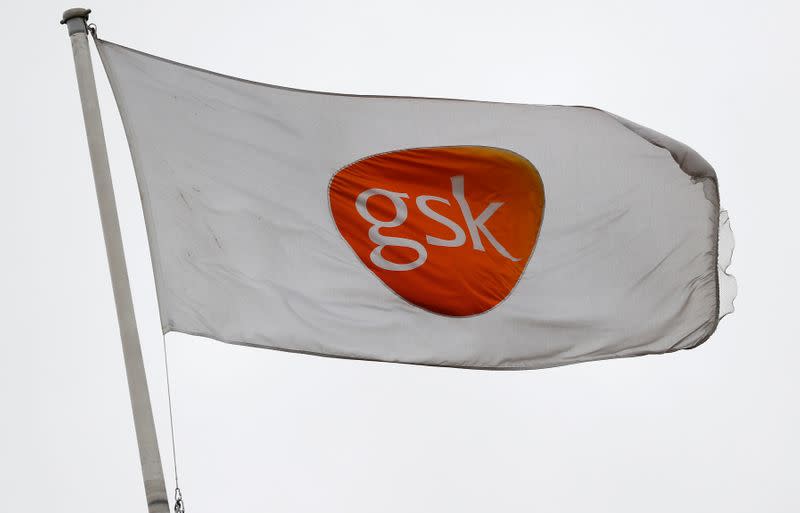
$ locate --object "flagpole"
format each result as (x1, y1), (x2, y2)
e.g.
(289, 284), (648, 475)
(61, 8), (170, 513)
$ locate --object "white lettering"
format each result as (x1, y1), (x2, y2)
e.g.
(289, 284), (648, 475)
(416, 195), (467, 247)
(355, 188), (427, 271)
(451, 176), (520, 262)
(353, 177), (520, 271)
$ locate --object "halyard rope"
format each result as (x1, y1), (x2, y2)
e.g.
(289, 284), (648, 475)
(162, 333), (185, 513)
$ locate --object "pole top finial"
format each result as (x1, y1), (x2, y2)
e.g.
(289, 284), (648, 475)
(61, 8), (91, 35)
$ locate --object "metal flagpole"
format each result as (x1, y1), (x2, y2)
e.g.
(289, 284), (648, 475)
(60, 8), (170, 513)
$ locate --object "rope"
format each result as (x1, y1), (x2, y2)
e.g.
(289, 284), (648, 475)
(162, 333), (185, 513)
(95, 19), (181, 509)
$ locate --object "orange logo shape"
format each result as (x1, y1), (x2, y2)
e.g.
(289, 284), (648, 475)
(329, 146), (545, 316)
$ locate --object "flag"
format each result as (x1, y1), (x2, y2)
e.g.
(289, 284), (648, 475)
(97, 38), (735, 370)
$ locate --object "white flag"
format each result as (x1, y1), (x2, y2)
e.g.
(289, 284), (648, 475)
(97, 39), (735, 370)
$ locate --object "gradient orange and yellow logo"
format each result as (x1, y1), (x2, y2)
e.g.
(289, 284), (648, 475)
(329, 146), (545, 316)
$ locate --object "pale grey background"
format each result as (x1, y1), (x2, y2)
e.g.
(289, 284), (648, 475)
(1, 1), (797, 512)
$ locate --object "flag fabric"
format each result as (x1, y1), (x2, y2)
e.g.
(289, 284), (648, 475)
(96, 38), (735, 370)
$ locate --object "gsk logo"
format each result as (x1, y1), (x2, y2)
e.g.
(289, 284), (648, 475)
(329, 146), (544, 316)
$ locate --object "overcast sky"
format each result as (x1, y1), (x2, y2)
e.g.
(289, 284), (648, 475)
(3, 1), (799, 512)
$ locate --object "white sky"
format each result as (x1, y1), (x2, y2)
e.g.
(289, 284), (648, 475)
(3, 1), (799, 512)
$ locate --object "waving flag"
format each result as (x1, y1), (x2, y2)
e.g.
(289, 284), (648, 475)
(97, 38), (735, 370)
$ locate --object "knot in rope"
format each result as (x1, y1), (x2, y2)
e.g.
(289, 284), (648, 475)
(174, 487), (185, 513)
